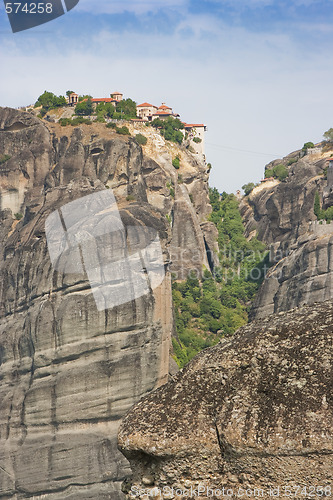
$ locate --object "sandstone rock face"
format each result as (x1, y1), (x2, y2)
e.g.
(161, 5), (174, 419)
(0, 108), (215, 498)
(119, 301), (333, 499)
(241, 155), (327, 246)
(241, 152), (333, 318)
(251, 232), (333, 319)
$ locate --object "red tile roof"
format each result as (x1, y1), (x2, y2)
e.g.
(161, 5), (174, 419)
(183, 123), (205, 128)
(158, 104), (171, 110)
(137, 102), (156, 107)
(91, 98), (117, 103)
(153, 111), (172, 115)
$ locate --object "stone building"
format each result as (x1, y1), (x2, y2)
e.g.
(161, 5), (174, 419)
(136, 102), (158, 120)
(111, 91), (123, 101)
(67, 92), (79, 106)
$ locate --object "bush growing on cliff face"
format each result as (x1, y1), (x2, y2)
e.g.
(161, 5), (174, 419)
(172, 156), (180, 169)
(35, 91), (66, 111)
(303, 142), (315, 151)
(314, 191), (333, 222)
(116, 126), (130, 136)
(152, 117), (184, 144)
(193, 137), (202, 143)
(323, 128), (333, 142)
(242, 182), (255, 195)
(273, 164), (288, 181)
(0, 154), (11, 165)
(265, 164), (288, 181)
(135, 134), (147, 145)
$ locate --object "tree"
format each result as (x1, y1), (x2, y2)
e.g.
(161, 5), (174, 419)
(35, 91), (66, 111)
(324, 128), (333, 142)
(75, 98), (93, 116)
(242, 182), (255, 196)
(314, 191), (322, 219)
(302, 142), (315, 151)
(66, 90), (75, 96)
(116, 98), (137, 119)
(272, 164), (288, 181)
(152, 117), (184, 144)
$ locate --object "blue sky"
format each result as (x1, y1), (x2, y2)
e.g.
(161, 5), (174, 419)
(1, 0), (333, 192)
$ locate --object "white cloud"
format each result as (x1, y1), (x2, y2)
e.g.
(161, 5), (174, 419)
(75, 0), (188, 15)
(1, 6), (333, 193)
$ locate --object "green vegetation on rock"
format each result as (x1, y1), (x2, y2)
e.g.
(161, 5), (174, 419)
(314, 190), (333, 222)
(172, 156), (180, 169)
(172, 188), (269, 368)
(59, 117), (92, 126)
(265, 163), (288, 181)
(35, 91), (67, 116)
(0, 154), (11, 165)
(151, 117), (184, 144)
(135, 134), (147, 145)
(75, 98), (93, 116)
(323, 128), (333, 142)
(116, 126), (131, 136)
(302, 142), (315, 151)
(242, 182), (255, 195)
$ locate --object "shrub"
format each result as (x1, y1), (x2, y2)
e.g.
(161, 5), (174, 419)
(265, 168), (274, 178)
(135, 134), (147, 145)
(242, 182), (255, 196)
(35, 91), (66, 113)
(96, 115), (106, 123)
(169, 187), (175, 198)
(0, 154), (11, 165)
(152, 117), (184, 144)
(324, 128), (333, 142)
(303, 142), (315, 151)
(14, 212), (23, 220)
(59, 118), (71, 126)
(273, 164), (288, 181)
(126, 194), (135, 201)
(178, 174), (183, 184)
(192, 137), (202, 143)
(116, 126), (131, 136)
(106, 122), (117, 129)
(287, 157), (298, 166)
(172, 156), (180, 169)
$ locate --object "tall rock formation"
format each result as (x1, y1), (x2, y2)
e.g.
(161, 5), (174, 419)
(119, 300), (333, 499)
(0, 107), (216, 498)
(240, 148), (333, 318)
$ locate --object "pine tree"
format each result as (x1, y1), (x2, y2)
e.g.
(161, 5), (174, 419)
(314, 191), (322, 219)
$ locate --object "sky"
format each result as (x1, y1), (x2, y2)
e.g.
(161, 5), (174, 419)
(1, 0), (333, 193)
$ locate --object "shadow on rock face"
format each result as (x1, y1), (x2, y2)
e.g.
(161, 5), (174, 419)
(118, 301), (333, 498)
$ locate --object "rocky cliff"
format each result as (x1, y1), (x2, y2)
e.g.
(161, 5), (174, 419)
(240, 147), (333, 318)
(0, 107), (215, 499)
(119, 300), (333, 499)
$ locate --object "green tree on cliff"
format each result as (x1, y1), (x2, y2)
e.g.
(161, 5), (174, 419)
(314, 191), (322, 219)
